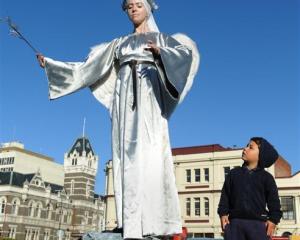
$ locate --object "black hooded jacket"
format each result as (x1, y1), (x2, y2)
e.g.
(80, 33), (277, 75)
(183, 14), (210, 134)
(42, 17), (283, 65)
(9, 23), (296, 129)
(217, 138), (282, 224)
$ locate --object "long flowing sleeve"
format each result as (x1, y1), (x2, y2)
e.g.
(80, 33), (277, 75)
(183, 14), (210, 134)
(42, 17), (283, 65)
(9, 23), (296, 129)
(44, 39), (119, 110)
(155, 33), (200, 118)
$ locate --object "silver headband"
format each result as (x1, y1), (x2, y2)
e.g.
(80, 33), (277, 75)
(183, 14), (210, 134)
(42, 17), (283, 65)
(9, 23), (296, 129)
(122, 0), (158, 12)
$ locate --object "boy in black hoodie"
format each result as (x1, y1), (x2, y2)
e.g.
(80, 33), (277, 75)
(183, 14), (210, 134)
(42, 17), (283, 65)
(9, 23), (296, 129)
(218, 137), (282, 240)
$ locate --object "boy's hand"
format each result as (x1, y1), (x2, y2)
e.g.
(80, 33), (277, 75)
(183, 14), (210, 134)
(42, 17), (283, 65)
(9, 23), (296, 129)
(220, 215), (230, 231)
(265, 220), (276, 237)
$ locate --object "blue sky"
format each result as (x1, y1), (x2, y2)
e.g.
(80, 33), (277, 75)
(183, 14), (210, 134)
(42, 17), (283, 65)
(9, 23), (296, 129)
(0, 0), (299, 194)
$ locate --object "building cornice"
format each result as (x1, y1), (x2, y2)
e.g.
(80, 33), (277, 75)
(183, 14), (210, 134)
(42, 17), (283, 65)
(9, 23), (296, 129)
(0, 147), (53, 162)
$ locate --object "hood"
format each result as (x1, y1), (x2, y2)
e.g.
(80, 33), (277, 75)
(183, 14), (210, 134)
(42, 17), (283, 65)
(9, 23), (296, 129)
(258, 138), (279, 168)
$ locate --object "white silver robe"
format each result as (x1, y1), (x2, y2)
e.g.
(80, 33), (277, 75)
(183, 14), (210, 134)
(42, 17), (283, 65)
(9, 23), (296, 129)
(44, 32), (199, 239)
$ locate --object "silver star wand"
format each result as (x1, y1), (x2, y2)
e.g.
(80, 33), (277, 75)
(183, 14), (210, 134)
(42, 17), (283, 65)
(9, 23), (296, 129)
(1, 16), (40, 54)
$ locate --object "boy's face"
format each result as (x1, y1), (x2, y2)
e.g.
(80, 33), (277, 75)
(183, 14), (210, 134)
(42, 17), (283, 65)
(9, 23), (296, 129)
(242, 140), (259, 163)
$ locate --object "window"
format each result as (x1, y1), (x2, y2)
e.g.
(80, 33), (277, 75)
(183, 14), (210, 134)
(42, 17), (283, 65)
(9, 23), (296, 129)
(34, 230), (39, 240)
(72, 158), (77, 165)
(11, 199), (19, 215)
(92, 213), (97, 226)
(43, 230), (50, 240)
(86, 181), (90, 198)
(46, 204), (52, 220)
(193, 233), (214, 238)
(0, 198), (6, 214)
(25, 228), (38, 240)
(70, 180), (75, 195)
(186, 169), (191, 183)
(224, 167), (230, 178)
(205, 233), (214, 238)
(194, 198), (200, 216)
(65, 231), (71, 240)
(57, 207), (63, 223)
(8, 226), (17, 239)
(195, 169), (200, 182)
(194, 233), (203, 238)
(32, 230), (36, 240)
(187, 233), (193, 238)
(204, 168), (209, 182)
(35, 203), (42, 218)
(281, 196), (295, 220)
(84, 211), (89, 225)
(28, 201), (35, 217)
(186, 198), (191, 216)
(25, 229), (29, 240)
(0, 157), (14, 165)
(0, 167), (13, 172)
(204, 197), (209, 216)
(67, 210), (73, 224)
(88, 159), (92, 168)
(62, 210), (67, 223)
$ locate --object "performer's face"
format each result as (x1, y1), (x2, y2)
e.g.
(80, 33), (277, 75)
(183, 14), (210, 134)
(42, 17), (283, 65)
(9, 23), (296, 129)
(126, 0), (148, 26)
(242, 140), (260, 163)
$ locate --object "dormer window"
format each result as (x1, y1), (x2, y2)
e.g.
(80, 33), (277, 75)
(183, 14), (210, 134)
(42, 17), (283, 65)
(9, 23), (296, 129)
(72, 158), (77, 166)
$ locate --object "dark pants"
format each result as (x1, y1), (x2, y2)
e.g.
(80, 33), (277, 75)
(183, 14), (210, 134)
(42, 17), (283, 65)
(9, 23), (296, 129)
(224, 218), (270, 240)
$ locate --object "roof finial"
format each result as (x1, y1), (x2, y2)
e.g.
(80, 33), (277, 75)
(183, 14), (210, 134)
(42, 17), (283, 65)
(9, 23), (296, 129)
(82, 117), (86, 138)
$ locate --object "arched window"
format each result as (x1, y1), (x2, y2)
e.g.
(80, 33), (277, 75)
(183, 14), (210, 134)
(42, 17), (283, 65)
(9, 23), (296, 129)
(62, 209), (67, 223)
(72, 158), (77, 166)
(46, 203), (53, 220)
(11, 198), (20, 215)
(88, 159), (92, 168)
(0, 197), (6, 214)
(67, 210), (73, 224)
(28, 201), (35, 217)
(35, 202), (42, 218)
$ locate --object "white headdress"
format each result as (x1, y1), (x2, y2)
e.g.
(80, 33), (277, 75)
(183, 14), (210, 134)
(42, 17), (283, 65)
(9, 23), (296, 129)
(122, 0), (160, 32)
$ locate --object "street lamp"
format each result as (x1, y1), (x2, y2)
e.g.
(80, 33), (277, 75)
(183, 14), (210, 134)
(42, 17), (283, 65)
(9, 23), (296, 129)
(55, 191), (64, 240)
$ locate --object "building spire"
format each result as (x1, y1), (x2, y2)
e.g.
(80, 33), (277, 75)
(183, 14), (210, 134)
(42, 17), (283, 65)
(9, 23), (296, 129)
(82, 117), (86, 153)
(82, 117), (86, 138)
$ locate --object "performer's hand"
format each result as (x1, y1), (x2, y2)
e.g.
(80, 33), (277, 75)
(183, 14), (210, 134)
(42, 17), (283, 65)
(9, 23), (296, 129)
(145, 40), (160, 57)
(36, 53), (45, 68)
(220, 215), (230, 231)
(265, 220), (276, 237)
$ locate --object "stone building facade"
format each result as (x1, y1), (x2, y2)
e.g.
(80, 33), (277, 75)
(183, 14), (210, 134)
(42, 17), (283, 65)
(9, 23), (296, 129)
(0, 138), (105, 240)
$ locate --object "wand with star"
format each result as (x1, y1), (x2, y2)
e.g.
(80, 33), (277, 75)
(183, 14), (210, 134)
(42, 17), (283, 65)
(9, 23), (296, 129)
(1, 16), (40, 54)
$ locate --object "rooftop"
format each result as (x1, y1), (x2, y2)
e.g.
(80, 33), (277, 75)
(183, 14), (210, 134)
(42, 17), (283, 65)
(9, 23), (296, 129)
(67, 137), (95, 157)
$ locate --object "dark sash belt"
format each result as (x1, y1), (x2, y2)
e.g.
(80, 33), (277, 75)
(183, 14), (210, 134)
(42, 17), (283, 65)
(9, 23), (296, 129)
(120, 59), (156, 111)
